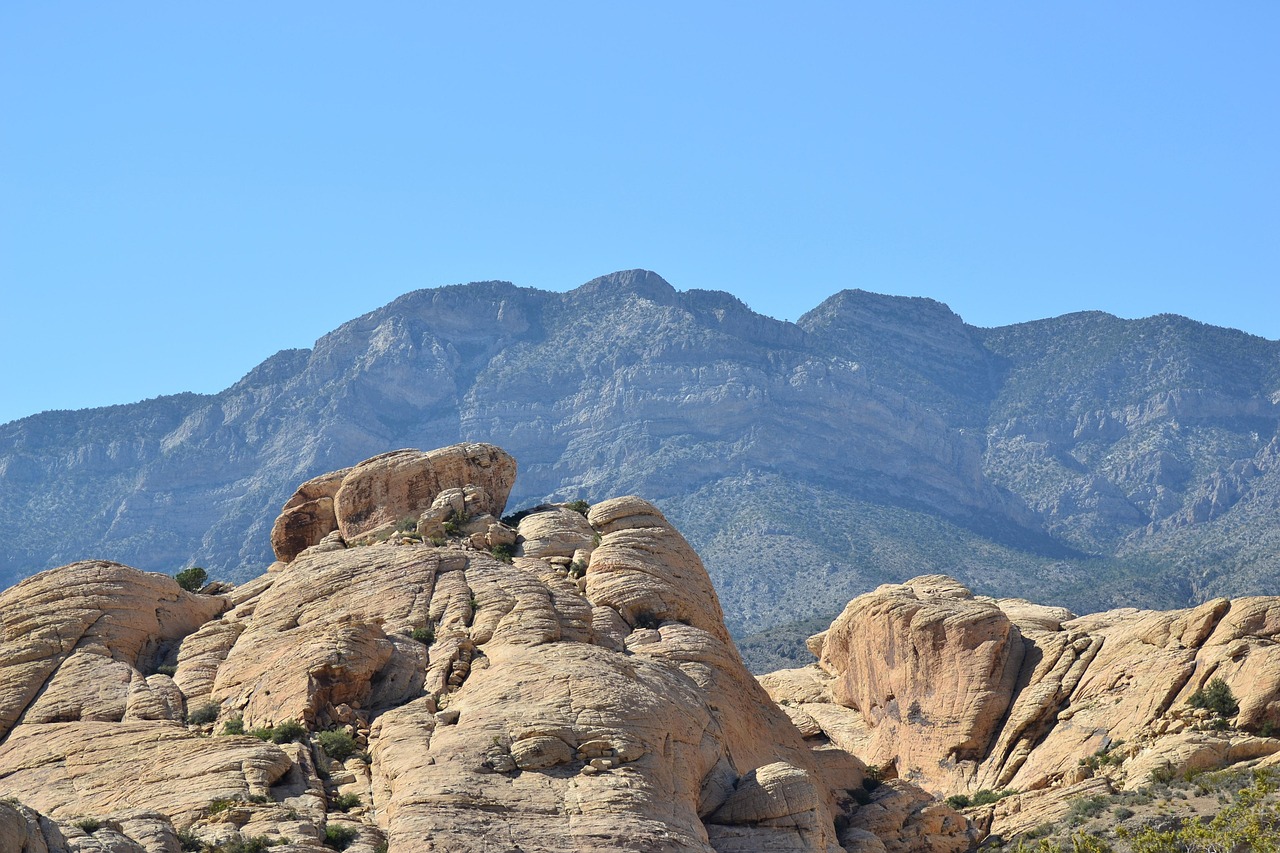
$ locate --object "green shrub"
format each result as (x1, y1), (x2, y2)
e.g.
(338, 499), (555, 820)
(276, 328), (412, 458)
(489, 544), (514, 563)
(442, 520), (460, 536)
(259, 720), (307, 744)
(188, 704), (220, 725)
(568, 559), (587, 579)
(428, 535), (447, 547)
(72, 817), (102, 834)
(156, 663), (178, 677)
(331, 792), (361, 811)
(220, 837), (283, 853)
(975, 789), (1014, 806)
(177, 828), (203, 851)
(945, 794), (971, 809)
(324, 824), (359, 850)
(394, 517), (418, 533)
(1189, 677), (1240, 718)
(318, 729), (358, 762)
(411, 625), (435, 645)
(222, 716), (245, 735)
(207, 798), (236, 814)
(175, 566), (208, 592)
(565, 499), (590, 516)
(469, 597), (481, 611)
(1068, 794), (1108, 822)
(1113, 806), (1135, 820)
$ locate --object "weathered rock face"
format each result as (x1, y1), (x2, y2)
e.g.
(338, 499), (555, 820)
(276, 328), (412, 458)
(271, 443), (516, 561)
(0, 447), (972, 853)
(762, 575), (1280, 841)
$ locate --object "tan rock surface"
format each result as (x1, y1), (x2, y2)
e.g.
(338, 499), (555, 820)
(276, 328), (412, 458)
(0, 448), (975, 853)
(0, 561), (227, 738)
(765, 574), (1280, 843)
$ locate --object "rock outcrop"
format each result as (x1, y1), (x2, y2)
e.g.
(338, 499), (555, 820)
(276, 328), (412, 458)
(762, 575), (1280, 840)
(0, 446), (973, 853)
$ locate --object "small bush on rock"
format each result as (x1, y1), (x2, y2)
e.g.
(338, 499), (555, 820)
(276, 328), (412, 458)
(411, 624), (435, 645)
(331, 792), (361, 812)
(318, 729), (358, 762)
(72, 817), (102, 834)
(263, 720), (307, 744)
(222, 716), (245, 735)
(1189, 678), (1239, 718)
(175, 567), (208, 592)
(324, 825), (359, 850)
(188, 704), (219, 725)
(565, 499), (590, 516)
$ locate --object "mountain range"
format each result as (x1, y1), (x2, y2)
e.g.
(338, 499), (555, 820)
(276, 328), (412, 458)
(3, 270), (1278, 665)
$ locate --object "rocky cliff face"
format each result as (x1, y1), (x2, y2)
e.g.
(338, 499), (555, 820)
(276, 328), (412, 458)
(0, 445), (974, 853)
(762, 576), (1280, 840)
(2, 271), (1278, 655)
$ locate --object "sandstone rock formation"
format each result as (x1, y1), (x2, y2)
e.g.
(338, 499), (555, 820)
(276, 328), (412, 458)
(761, 575), (1280, 841)
(0, 446), (973, 853)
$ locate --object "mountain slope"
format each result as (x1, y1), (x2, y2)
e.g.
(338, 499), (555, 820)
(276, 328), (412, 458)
(2, 270), (1278, 648)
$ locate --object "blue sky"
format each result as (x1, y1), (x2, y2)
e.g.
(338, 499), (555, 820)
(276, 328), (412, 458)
(2, 3), (1277, 425)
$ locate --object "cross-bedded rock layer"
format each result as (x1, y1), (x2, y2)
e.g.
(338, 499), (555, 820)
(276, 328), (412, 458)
(761, 575), (1280, 839)
(0, 444), (971, 853)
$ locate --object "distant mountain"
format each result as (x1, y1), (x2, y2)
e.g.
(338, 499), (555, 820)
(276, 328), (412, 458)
(3, 270), (1278, 654)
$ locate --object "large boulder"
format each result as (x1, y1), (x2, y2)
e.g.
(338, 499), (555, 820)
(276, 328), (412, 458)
(270, 443), (517, 561)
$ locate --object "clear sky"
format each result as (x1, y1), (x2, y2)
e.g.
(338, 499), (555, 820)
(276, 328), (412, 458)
(2, 3), (1277, 426)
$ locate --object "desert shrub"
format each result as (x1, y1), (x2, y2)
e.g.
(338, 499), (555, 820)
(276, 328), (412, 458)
(428, 535), (447, 547)
(324, 824), (359, 850)
(331, 792), (361, 811)
(222, 716), (245, 735)
(220, 838), (283, 853)
(1189, 677), (1240, 718)
(945, 794), (971, 809)
(175, 566), (208, 592)
(568, 559), (587, 579)
(318, 729), (358, 762)
(207, 798), (236, 814)
(72, 817), (102, 834)
(411, 624), (435, 645)
(442, 520), (460, 536)
(394, 517), (418, 533)
(972, 783), (1013, 804)
(156, 664), (178, 677)
(489, 544), (514, 563)
(469, 597), (481, 611)
(1068, 794), (1108, 822)
(268, 720), (307, 744)
(177, 828), (203, 851)
(188, 704), (220, 725)
(565, 499), (590, 516)
(1112, 806), (1135, 820)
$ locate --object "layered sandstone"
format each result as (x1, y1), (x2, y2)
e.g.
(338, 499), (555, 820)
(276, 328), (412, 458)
(762, 576), (1280, 840)
(0, 446), (972, 853)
